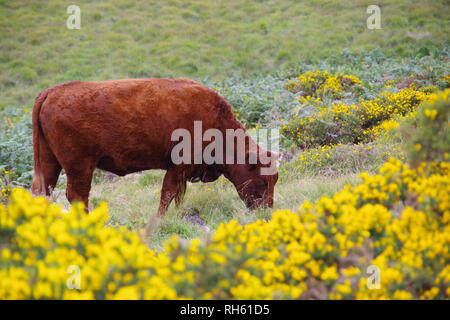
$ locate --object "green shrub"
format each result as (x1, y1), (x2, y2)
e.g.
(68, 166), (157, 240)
(281, 87), (430, 149)
(0, 107), (33, 186)
(206, 76), (296, 128)
(401, 89), (450, 166)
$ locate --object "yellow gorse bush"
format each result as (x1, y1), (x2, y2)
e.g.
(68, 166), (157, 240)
(285, 70), (362, 99)
(0, 194), (177, 299)
(282, 85), (431, 148)
(1, 157), (449, 299)
(328, 87), (428, 126)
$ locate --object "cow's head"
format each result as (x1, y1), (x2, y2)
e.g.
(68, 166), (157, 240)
(225, 150), (286, 209)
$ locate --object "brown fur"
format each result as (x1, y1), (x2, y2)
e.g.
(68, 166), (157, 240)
(31, 78), (279, 217)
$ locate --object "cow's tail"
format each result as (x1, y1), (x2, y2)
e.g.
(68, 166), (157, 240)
(31, 89), (50, 196)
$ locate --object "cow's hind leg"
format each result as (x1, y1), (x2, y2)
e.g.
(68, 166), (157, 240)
(31, 139), (62, 197)
(64, 159), (95, 211)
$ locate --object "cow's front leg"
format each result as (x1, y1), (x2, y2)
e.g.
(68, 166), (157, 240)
(145, 167), (187, 238)
(156, 167), (186, 217)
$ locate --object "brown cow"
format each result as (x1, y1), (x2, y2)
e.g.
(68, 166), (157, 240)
(31, 78), (280, 217)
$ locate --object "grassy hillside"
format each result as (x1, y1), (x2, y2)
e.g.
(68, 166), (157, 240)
(1, 1), (450, 300)
(0, 0), (449, 108)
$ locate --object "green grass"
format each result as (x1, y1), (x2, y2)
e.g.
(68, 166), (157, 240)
(1, 0), (449, 108)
